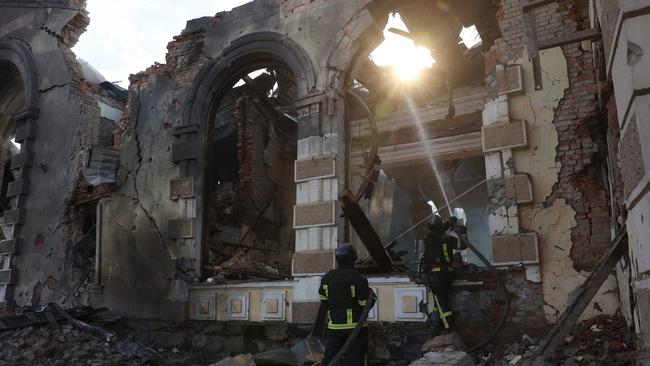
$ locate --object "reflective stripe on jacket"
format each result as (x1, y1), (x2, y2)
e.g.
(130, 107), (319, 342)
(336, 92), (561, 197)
(319, 267), (369, 330)
(423, 233), (462, 272)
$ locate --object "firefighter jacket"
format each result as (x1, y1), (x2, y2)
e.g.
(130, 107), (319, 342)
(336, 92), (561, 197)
(319, 267), (369, 330)
(422, 232), (467, 272)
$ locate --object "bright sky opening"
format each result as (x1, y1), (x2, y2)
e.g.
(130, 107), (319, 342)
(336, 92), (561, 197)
(73, 0), (252, 88)
(369, 13), (435, 81)
(459, 25), (482, 49)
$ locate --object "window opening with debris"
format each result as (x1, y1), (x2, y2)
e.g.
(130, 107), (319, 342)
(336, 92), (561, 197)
(346, 6), (496, 270)
(0, 61), (24, 239)
(204, 65), (298, 282)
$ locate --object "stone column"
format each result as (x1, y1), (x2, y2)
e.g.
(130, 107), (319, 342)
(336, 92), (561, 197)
(482, 65), (539, 278)
(290, 95), (341, 323)
(0, 109), (39, 310)
(165, 123), (203, 312)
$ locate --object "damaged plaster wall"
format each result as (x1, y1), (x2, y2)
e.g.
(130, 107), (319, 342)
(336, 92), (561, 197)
(96, 0), (378, 318)
(522, 199), (617, 322)
(510, 47), (566, 202)
(91, 74), (180, 319)
(0, 2), (107, 309)
(510, 47), (618, 322)
(486, 0), (617, 324)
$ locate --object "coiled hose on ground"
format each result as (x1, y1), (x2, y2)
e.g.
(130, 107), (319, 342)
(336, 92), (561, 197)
(464, 241), (511, 354)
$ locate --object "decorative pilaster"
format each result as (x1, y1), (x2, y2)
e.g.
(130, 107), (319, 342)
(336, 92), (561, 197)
(0, 109), (39, 310)
(482, 65), (540, 273)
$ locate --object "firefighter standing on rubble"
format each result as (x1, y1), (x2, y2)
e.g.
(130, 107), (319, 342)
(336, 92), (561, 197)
(319, 243), (370, 366)
(422, 215), (470, 331)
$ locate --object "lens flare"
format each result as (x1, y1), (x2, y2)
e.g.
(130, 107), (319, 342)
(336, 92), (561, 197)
(369, 13), (435, 81)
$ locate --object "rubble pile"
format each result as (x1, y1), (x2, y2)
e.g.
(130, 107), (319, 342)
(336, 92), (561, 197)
(476, 314), (631, 365)
(209, 183), (240, 226)
(547, 313), (631, 365)
(0, 325), (135, 366)
(410, 333), (474, 366)
(219, 252), (282, 277)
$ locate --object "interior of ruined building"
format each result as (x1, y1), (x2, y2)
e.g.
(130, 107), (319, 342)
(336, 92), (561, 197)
(1, 0), (650, 364)
(204, 66), (298, 277)
(0, 61), (22, 222)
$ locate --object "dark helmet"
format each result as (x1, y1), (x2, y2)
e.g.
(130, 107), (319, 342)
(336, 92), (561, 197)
(427, 215), (445, 232)
(335, 243), (358, 267)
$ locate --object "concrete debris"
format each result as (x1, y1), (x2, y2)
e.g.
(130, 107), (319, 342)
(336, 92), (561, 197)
(476, 314), (631, 365)
(0, 325), (141, 366)
(209, 353), (256, 366)
(421, 332), (467, 353)
(410, 351), (475, 366)
(214, 252), (285, 279)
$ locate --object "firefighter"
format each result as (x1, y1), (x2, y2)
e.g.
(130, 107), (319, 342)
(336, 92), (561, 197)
(319, 244), (370, 366)
(421, 215), (470, 331)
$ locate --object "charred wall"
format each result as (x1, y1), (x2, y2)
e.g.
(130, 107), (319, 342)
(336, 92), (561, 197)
(0, 0), (121, 311)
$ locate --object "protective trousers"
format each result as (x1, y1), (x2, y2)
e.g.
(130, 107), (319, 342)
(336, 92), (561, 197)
(428, 272), (454, 330)
(321, 327), (369, 366)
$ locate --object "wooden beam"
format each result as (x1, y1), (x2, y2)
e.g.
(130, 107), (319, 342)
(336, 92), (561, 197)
(205, 266), (286, 280)
(523, 7), (543, 90)
(350, 132), (482, 170)
(526, 230), (628, 364)
(538, 28), (601, 50)
(349, 90), (486, 136)
(338, 191), (398, 273)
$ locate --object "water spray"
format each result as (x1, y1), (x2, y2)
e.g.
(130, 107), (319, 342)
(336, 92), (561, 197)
(405, 97), (453, 215)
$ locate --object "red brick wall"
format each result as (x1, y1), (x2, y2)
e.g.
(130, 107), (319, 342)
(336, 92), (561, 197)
(235, 96), (275, 216)
(453, 269), (550, 344)
(489, 0), (610, 271)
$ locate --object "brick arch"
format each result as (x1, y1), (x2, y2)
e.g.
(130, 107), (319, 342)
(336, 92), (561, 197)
(0, 37), (40, 309)
(319, 7), (384, 93)
(174, 32), (316, 277)
(183, 31), (316, 127)
(0, 37), (40, 115)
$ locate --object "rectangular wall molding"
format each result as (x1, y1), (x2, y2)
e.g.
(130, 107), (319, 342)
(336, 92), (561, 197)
(293, 201), (336, 228)
(292, 250), (335, 275)
(294, 155), (336, 182)
(168, 218), (195, 239)
(169, 177), (194, 199)
(482, 120), (528, 152)
(491, 232), (540, 265)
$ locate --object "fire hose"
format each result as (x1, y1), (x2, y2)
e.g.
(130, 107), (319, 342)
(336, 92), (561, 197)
(463, 240), (511, 353)
(388, 177), (512, 354)
(345, 87), (510, 353)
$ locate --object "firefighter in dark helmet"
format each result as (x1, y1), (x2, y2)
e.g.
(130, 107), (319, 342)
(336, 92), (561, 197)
(319, 243), (370, 366)
(422, 215), (470, 331)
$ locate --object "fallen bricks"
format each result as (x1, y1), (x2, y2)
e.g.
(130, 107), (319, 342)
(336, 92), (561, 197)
(0, 303), (161, 364)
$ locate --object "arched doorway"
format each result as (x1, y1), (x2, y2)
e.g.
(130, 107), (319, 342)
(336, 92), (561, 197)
(0, 38), (39, 308)
(180, 32), (315, 279)
(204, 65), (298, 277)
(0, 60), (24, 220)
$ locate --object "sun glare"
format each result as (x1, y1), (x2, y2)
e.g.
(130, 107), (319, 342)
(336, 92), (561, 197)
(369, 13), (435, 81)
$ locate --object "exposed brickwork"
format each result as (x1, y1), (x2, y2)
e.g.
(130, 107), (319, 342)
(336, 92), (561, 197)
(452, 269), (550, 345)
(545, 3), (611, 272)
(165, 30), (211, 87)
(113, 29), (211, 146)
(490, 0), (611, 271)
(59, 8), (89, 48)
(235, 96), (275, 216)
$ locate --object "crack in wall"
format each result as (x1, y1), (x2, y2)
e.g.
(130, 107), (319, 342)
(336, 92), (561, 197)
(39, 82), (68, 94)
(129, 88), (172, 260)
